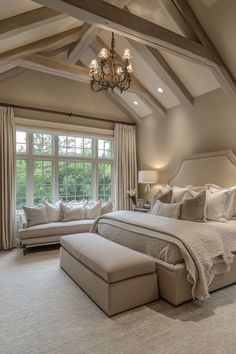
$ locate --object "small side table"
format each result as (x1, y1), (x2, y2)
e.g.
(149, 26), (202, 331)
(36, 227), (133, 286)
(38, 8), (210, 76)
(133, 206), (150, 213)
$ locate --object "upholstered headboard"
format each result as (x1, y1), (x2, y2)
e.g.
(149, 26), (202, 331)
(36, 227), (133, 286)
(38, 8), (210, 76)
(169, 150), (236, 188)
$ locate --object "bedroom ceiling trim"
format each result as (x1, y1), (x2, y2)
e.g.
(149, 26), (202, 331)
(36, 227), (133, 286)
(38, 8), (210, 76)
(170, 0), (236, 96)
(0, 26), (83, 66)
(129, 40), (193, 107)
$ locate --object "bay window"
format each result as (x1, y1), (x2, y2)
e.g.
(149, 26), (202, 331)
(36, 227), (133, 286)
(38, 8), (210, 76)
(15, 128), (113, 209)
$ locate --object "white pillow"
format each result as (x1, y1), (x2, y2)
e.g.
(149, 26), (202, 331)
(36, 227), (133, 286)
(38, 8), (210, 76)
(41, 200), (61, 222)
(150, 200), (181, 219)
(171, 186), (190, 203)
(101, 201), (113, 215)
(61, 203), (86, 222)
(86, 201), (102, 219)
(206, 189), (231, 222)
(206, 185), (236, 219)
(23, 205), (48, 227)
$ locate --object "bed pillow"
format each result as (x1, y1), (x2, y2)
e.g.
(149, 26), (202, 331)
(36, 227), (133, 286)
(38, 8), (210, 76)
(23, 205), (48, 227)
(101, 201), (113, 215)
(180, 190), (207, 222)
(41, 200), (62, 222)
(206, 184), (236, 220)
(61, 203), (86, 222)
(86, 201), (102, 219)
(150, 200), (181, 219)
(151, 189), (172, 209)
(206, 189), (231, 222)
(171, 186), (190, 203)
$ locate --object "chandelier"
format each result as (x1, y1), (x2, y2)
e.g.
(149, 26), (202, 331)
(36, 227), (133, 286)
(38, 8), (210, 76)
(89, 32), (133, 93)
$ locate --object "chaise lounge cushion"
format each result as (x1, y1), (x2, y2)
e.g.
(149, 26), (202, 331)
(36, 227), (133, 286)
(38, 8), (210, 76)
(60, 233), (156, 283)
(19, 220), (94, 240)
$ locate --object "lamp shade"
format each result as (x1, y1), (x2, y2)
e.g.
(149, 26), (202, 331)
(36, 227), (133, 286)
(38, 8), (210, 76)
(138, 170), (158, 184)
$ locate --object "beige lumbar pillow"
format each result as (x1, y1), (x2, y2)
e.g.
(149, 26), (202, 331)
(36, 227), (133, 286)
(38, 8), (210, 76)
(150, 200), (181, 219)
(23, 205), (48, 227)
(101, 201), (113, 215)
(180, 189), (206, 222)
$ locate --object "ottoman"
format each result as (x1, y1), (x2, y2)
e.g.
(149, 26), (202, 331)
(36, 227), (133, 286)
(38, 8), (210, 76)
(60, 233), (159, 316)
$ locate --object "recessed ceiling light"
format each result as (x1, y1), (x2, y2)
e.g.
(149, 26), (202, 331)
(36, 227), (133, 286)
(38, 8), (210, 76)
(133, 100), (139, 105)
(157, 87), (164, 93)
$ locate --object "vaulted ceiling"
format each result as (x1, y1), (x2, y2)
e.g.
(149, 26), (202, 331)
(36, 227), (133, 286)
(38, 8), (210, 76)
(0, 0), (235, 123)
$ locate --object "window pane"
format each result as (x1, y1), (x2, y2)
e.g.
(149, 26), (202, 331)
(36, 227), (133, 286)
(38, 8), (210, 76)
(33, 133), (53, 155)
(98, 139), (112, 159)
(16, 131), (27, 153)
(59, 135), (93, 157)
(33, 160), (52, 204)
(16, 159), (27, 209)
(98, 163), (112, 202)
(58, 161), (93, 201)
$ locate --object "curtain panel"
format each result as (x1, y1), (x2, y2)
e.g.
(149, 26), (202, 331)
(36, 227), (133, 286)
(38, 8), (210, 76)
(114, 123), (137, 210)
(0, 107), (16, 250)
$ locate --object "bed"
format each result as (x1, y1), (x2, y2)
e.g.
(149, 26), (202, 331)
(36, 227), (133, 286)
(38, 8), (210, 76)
(92, 150), (236, 306)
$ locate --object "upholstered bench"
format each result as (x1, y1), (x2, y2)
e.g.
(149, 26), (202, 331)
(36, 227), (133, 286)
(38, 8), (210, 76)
(60, 233), (159, 316)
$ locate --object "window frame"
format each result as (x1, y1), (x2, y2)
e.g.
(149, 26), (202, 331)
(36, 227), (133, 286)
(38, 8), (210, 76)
(15, 127), (114, 208)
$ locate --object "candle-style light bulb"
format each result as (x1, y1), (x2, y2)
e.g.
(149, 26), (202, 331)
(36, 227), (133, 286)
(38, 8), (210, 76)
(123, 48), (132, 60)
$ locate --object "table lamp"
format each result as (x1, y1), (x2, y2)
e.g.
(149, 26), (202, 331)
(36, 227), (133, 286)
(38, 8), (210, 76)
(138, 170), (158, 204)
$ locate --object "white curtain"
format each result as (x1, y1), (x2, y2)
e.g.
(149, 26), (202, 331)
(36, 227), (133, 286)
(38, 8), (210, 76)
(0, 106), (16, 250)
(114, 123), (137, 210)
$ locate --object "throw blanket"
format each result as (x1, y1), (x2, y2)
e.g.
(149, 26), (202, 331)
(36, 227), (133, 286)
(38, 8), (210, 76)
(91, 211), (236, 300)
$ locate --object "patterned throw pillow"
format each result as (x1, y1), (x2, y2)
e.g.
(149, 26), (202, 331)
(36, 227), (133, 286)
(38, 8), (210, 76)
(150, 200), (181, 219)
(23, 205), (48, 227)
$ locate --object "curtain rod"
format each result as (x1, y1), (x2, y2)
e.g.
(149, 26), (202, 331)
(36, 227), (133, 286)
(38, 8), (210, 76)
(0, 103), (136, 126)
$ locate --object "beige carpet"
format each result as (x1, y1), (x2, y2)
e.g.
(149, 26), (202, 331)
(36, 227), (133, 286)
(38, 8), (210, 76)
(1, 249), (236, 354)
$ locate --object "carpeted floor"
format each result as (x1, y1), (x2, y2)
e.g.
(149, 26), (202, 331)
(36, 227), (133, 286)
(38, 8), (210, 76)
(1, 249), (236, 354)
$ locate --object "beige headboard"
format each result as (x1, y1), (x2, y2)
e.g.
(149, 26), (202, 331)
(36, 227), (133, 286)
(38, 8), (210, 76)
(169, 150), (236, 188)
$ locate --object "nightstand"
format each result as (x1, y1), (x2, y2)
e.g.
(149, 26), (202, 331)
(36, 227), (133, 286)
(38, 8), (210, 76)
(133, 206), (150, 213)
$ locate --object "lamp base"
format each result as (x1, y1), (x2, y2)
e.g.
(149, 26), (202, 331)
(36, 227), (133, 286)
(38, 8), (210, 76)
(144, 184), (151, 203)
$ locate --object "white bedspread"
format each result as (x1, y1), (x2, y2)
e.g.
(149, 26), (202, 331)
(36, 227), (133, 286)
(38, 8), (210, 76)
(91, 211), (236, 300)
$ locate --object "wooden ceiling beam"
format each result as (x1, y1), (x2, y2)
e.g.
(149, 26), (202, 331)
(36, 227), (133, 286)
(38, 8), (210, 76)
(172, 0), (236, 96)
(67, 0), (131, 64)
(159, 0), (199, 41)
(0, 26), (83, 66)
(0, 7), (66, 41)
(130, 40), (193, 107)
(16, 54), (89, 83)
(0, 67), (25, 81)
(34, 0), (212, 66)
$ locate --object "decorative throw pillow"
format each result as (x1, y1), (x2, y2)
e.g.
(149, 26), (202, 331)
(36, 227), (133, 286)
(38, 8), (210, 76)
(180, 190), (207, 222)
(61, 203), (86, 222)
(41, 200), (61, 222)
(86, 201), (102, 219)
(206, 189), (231, 222)
(150, 200), (181, 219)
(171, 186), (191, 203)
(101, 201), (113, 215)
(151, 188), (172, 209)
(23, 205), (48, 227)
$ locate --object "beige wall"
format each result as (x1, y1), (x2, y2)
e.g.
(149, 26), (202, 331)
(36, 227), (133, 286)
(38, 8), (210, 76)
(137, 88), (236, 194)
(0, 69), (131, 130)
